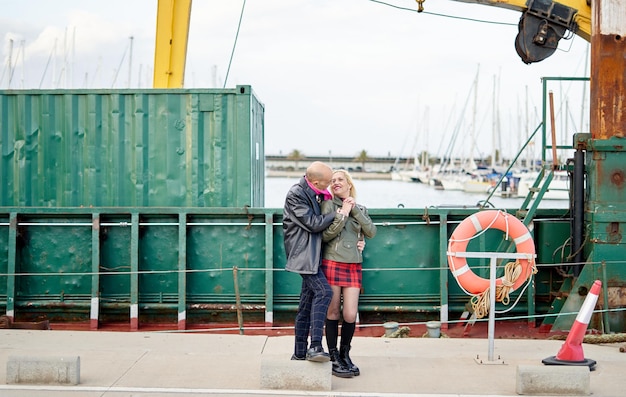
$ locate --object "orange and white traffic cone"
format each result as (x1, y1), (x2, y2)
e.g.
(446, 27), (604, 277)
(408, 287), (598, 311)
(542, 279), (601, 369)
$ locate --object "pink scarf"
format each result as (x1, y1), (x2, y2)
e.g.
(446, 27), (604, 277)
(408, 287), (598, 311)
(305, 177), (332, 201)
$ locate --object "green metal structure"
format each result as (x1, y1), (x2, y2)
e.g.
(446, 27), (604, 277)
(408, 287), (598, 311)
(0, 206), (572, 330)
(1, 81), (624, 334)
(0, 86), (264, 207)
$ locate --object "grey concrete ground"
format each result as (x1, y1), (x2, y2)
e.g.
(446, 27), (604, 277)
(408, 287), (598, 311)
(0, 329), (624, 397)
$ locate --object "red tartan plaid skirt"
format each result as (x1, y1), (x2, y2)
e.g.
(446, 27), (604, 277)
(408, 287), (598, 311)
(321, 259), (362, 288)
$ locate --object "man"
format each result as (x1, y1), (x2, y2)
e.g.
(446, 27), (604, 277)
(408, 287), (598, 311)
(283, 161), (353, 361)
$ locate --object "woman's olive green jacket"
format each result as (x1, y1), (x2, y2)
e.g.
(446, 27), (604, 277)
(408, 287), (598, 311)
(321, 196), (376, 264)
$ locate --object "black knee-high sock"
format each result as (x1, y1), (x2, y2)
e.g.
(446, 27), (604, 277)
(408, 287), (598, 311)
(325, 319), (339, 350)
(340, 321), (356, 347)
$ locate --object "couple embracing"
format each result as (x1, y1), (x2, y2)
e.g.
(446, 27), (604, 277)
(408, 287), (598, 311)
(282, 161), (377, 378)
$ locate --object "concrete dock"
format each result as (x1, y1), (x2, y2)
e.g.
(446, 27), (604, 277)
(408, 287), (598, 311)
(0, 329), (624, 396)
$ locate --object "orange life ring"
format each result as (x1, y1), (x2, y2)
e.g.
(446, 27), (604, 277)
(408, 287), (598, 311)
(447, 210), (535, 295)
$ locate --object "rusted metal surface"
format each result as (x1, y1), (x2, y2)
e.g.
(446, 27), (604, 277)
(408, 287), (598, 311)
(610, 169), (625, 188)
(555, 0), (626, 333)
(188, 303), (266, 311)
(0, 315), (50, 330)
(590, 0), (626, 140)
(607, 285), (626, 307)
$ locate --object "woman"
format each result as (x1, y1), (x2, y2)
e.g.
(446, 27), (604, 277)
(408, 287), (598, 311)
(321, 169), (377, 378)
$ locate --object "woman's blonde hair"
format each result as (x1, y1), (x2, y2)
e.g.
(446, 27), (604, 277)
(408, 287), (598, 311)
(332, 169), (357, 199)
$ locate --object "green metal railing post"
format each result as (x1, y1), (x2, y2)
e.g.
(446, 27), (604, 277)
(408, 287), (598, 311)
(6, 213), (17, 320)
(601, 261), (611, 334)
(178, 212), (187, 330)
(264, 212), (274, 326)
(90, 213), (101, 330)
(439, 212), (449, 328)
(527, 249), (536, 329)
(130, 213), (139, 330)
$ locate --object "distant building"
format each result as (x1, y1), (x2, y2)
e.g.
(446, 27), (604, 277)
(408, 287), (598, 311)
(265, 154), (402, 173)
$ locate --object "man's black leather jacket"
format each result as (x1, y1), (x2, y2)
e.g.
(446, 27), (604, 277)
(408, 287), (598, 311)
(283, 177), (335, 274)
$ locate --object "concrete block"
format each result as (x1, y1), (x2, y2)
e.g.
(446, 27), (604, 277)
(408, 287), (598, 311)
(260, 355), (331, 391)
(516, 365), (590, 395)
(6, 356), (80, 385)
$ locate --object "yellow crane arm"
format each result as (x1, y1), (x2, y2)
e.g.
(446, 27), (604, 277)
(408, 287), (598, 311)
(449, 0), (590, 41)
(153, 0), (192, 88)
(438, 0), (590, 63)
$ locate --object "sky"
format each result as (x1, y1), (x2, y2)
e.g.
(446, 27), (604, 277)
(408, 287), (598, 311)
(1, 0), (591, 163)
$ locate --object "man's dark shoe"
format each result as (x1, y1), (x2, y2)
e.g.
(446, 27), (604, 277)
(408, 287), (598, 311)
(291, 354), (305, 361)
(329, 348), (354, 378)
(305, 346), (330, 362)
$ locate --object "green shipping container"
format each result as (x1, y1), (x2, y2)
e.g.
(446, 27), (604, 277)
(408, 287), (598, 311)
(0, 85), (264, 207)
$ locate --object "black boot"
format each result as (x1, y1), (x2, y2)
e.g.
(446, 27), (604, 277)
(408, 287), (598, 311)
(340, 345), (360, 376)
(329, 348), (353, 378)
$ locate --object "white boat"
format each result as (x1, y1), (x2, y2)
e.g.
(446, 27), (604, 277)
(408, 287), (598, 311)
(434, 167), (469, 191)
(391, 148), (431, 183)
(463, 178), (492, 193)
(439, 174), (466, 191)
(516, 170), (570, 200)
(391, 167), (430, 183)
(436, 159), (493, 193)
(391, 168), (415, 182)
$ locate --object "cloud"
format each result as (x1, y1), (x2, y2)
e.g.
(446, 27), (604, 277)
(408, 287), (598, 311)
(1, 0), (590, 160)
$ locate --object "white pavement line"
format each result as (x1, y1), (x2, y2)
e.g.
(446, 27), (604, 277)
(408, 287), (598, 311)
(0, 385), (525, 397)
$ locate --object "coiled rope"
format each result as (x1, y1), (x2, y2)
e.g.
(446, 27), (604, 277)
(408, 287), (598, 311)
(469, 259), (538, 319)
(548, 332), (626, 344)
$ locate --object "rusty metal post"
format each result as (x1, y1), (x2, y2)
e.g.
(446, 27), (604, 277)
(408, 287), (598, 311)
(561, 0), (626, 333)
(548, 91), (559, 168)
(544, 0), (626, 330)
(590, 1), (626, 139)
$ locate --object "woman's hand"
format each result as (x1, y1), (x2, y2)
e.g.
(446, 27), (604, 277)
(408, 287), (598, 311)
(357, 239), (365, 252)
(340, 197), (354, 216)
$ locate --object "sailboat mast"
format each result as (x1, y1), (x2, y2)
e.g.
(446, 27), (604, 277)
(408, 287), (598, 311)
(469, 65), (479, 169)
(7, 39), (13, 88)
(491, 75), (497, 167)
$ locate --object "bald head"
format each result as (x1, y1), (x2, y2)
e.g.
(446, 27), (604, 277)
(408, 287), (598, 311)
(306, 161), (332, 190)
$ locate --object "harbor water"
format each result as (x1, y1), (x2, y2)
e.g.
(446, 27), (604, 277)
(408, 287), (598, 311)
(265, 177), (570, 210)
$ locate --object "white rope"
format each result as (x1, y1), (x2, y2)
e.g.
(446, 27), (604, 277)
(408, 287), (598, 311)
(495, 255), (538, 315)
